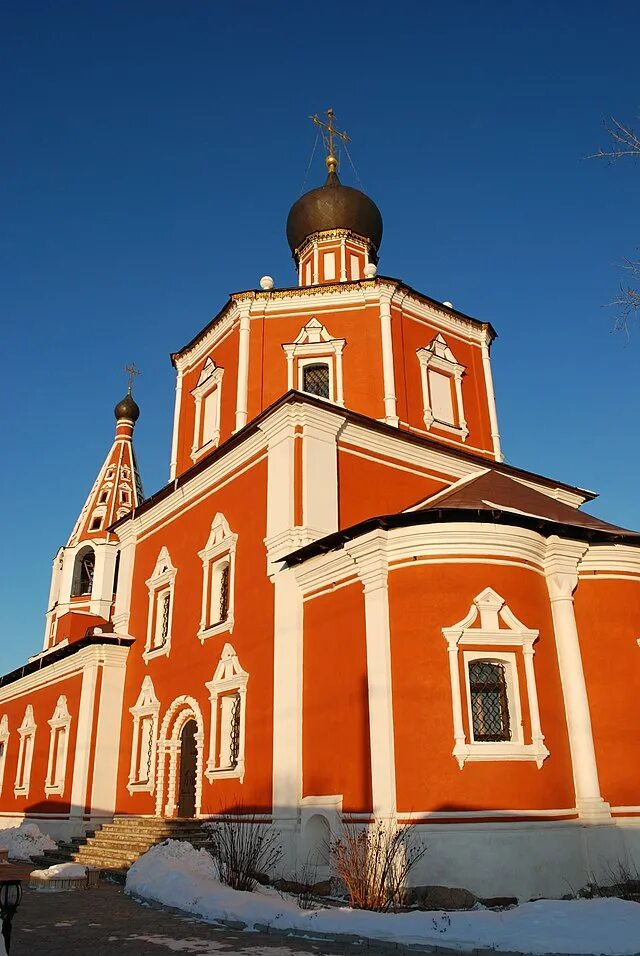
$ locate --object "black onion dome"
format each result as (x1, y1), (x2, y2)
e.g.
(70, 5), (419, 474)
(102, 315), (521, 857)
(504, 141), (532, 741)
(286, 171), (383, 255)
(114, 392), (140, 423)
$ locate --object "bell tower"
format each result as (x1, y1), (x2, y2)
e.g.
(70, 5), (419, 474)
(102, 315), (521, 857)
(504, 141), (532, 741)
(42, 371), (144, 652)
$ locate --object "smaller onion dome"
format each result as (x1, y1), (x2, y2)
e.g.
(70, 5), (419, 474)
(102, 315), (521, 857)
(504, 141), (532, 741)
(114, 392), (140, 423)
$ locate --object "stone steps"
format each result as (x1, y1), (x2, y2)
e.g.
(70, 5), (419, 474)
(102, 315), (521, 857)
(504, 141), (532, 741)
(29, 816), (212, 880)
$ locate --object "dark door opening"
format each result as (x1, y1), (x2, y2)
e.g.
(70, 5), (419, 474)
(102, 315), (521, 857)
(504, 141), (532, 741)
(177, 719), (197, 818)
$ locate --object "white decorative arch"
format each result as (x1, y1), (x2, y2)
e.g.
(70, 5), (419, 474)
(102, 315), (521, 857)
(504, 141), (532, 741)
(442, 587), (548, 768)
(205, 643), (249, 783)
(155, 695), (205, 817)
(198, 514), (238, 642)
(45, 695), (72, 796)
(14, 705), (36, 798)
(128, 676), (161, 794)
(144, 547), (177, 662)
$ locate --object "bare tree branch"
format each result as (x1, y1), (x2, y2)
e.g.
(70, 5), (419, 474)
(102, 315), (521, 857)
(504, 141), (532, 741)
(589, 116), (640, 162)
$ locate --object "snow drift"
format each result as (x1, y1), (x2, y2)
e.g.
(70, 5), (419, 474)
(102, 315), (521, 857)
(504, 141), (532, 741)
(126, 841), (640, 955)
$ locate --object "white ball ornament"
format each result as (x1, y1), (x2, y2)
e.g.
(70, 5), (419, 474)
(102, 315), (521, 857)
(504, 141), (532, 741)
(259, 276), (274, 290)
(363, 263), (377, 279)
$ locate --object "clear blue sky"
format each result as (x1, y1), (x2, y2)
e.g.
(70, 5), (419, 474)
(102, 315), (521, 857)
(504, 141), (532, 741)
(1, 1), (638, 673)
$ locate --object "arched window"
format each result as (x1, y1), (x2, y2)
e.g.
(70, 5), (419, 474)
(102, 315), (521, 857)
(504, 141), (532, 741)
(71, 546), (95, 597)
(302, 363), (330, 399)
(468, 660), (511, 742)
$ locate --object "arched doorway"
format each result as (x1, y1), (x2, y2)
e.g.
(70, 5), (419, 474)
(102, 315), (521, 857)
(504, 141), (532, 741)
(177, 719), (197, 818)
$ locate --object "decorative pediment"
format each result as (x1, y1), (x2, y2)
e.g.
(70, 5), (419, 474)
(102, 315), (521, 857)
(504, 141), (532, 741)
(197, 357), (217, 387)
(0, 715), (9, 739)
(49, 696), (71, 727)
(292, 317), (335, 346)
(200, 513), (235, 554)
(18, 705), (36, 735)
(148, 546), (176, 583)
(131, 675), (160, 716)
(426, 333), (459, 364)
(212, 643), (248, 685)
(443, 588), (539, 648)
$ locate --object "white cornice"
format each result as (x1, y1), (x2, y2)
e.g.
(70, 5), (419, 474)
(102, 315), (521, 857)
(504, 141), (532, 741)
(579, 544), (640, 576)
(0, 643), (131, 704)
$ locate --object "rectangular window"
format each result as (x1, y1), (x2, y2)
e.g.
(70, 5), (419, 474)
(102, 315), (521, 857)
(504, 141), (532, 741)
(89, 516), (102, 531)
(469, 661), (511, 742)
(302, 363), (330, 399)
(429, 370), (455, 424)
(350, 255), (360, 280)
(218, 693), (241, 770)
(138, 715), (154, 783)
(305, 261), (312, 285)
(323, 252), (336, 281)
(202, 389), (219, 446)
(154, 591), (171, 648)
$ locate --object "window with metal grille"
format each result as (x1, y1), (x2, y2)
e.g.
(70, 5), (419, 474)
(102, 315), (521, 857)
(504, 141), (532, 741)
(469, 661), (511, 742)
(302, 363), (330, 399)
(218, 564), (230, 623)
(229, 693), (241, 768)
(155, 591), (170, 647)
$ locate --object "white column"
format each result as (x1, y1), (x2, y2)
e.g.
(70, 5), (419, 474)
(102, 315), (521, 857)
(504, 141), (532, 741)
(169, 366), (184, 481)
(271, 568), (303, 820)
(301, 408), (344, 537)
(340, 237), (347, 281)
(348, 536), (397, 820)
(234, 303), (252, 433)
(481, 333), (503, 462)
(69, 659), (99, 819)
(545, 538), (610, 821)
(312, 243), (319, 285)
(90, 542), (118, 619)
(379, 293), (399, 427)
(112, 534), (137, 633)
(89, 647), (129, 818)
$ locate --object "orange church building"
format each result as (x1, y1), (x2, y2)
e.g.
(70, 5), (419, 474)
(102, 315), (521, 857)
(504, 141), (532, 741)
(2, 134), (639, 900)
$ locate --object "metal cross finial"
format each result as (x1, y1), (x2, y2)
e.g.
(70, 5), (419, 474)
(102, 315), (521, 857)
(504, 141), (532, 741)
(310, 108), (350, 173)
(124, 362), (141, 395)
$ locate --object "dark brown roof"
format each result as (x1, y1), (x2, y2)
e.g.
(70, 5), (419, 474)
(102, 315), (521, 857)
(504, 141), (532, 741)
(414, 469), (639, 537)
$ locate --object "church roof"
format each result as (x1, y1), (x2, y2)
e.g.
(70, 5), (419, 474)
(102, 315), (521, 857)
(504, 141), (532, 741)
(286, 169), (383, 255)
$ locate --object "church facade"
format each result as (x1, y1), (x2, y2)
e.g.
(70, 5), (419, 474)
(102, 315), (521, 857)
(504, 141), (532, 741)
(2, 142), (640, 900)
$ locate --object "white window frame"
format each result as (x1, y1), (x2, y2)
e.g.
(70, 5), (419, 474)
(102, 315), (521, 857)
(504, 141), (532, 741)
(44, 696), (72, 797)
(128, 676), (160, 793)
(144, 547), (177, 663)
(442, 587), (549, 768)
(0, 716), (10, 797)
(417, 333), (468, 440)
(282, 318), (346, 406)
(197, 514), (237, 643)
(14, 705), (36, 798)
(205, 643), (248, 782)
(191, 357), (224, 462)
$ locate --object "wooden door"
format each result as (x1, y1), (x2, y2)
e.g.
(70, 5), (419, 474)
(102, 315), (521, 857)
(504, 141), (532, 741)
(177, 720), (197, 818)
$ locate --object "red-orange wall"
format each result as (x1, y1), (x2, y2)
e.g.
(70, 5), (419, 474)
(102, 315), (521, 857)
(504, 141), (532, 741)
(574, 578), (640, 808)
(117, 457), (274, 815)
(0, 674), (83, 817)
(388, 563), (575, 812)
(303, 583), (372, 812)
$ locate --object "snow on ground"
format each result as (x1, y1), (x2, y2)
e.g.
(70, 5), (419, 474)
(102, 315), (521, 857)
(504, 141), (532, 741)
(30, 862), (87, 880)
(0, 822), (56, 860)
(125, 841), (640, 955)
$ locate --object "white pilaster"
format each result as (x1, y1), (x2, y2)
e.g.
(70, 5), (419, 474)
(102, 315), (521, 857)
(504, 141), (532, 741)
(347, 532), (397, 820)
(301, 407), (344, 537)
(545, 538), (610, 822)
(169, 366), (184, 481)
(339, 237), (347, 281)
(271, 568), (304, 820)
(312, 244), (319, 285)
(90, 649), (128, 815)
(379, 293), (399, 427)
(234, 302), (252, 433)
(112, 534), (137, 633)
(90, 542), (119, 619)
(481, 333), (503, 462)
(69, 662), (99, 819)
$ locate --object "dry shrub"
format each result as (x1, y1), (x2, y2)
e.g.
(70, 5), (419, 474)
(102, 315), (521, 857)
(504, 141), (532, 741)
(207, 806), (282, 892)
(331, 819), (427, 912)
(586, 859), (640, 902)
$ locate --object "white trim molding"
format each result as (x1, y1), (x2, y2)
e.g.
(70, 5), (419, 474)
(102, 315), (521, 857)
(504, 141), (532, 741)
(545, 537), (611, 822)
(14, 704), (36, 799)
(45, 695), (72, 797)
(282, 318), (346, 406)
(197, 513), (238, 642)
(128, 676), (161, 795)
(442, 587), (549, 769)
(204, 643), (248, 783)
(417, 333), (468, 440)
(0, 716), (9, 797)
(191, 357), (224, 463)
(144, 547), (177, 663)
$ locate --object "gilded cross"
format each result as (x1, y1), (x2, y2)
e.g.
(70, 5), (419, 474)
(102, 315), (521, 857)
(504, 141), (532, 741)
(125, 362), (141, 394)
(310, 108), (350, 172)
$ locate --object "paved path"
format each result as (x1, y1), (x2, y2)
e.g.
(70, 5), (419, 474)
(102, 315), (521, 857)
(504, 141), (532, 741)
(11, 881), (371, 956)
